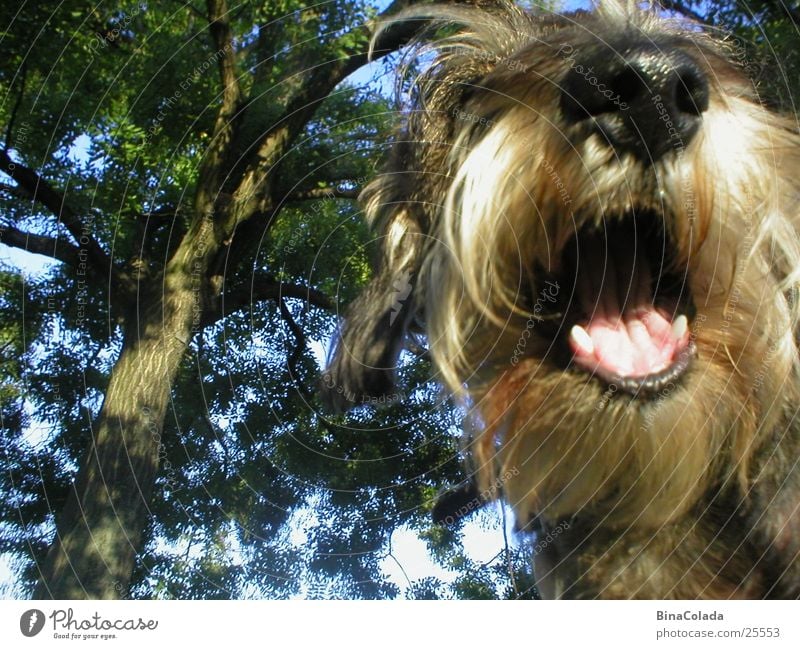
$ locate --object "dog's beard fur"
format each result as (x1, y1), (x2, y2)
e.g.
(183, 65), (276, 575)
(324, 1), (800, 598)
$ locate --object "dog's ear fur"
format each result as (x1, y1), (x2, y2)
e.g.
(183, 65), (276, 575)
(432, 479), (487, 525)
(322, 146), (427, 412)
(321, 7), (508, 412)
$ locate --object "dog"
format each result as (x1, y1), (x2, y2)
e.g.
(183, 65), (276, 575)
(322, 0), (800, 598)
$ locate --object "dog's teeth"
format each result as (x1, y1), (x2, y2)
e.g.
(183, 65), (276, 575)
(570, 325), (595, 355)
(672, 315), (688, 340)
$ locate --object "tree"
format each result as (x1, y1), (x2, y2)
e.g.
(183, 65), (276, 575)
(662, 1), (800, 108)
(1, 0), (489, 599)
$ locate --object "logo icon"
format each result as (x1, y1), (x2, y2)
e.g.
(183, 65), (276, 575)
(20, 609), (45, 637)
(389, 270), (413, 326)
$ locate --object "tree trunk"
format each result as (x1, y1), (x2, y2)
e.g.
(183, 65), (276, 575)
(34, 217), (217, 599)
(28, 0), (419, 600)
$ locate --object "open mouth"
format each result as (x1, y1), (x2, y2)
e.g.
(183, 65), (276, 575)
(545, 212), (695, 395)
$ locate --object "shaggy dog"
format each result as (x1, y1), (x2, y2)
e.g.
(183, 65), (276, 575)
(323, 0), (800, 598)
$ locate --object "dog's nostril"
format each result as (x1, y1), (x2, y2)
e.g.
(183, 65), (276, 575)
(561, 74), (613, 122)
(559, 61), (653, 124)
(673, 66), (710, 116)
(608, 66), (648, 107)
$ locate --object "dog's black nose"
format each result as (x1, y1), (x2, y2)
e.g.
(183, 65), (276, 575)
(560, 48), (709, 161)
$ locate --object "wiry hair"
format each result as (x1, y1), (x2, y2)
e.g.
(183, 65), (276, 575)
(324, 0), (800, 598)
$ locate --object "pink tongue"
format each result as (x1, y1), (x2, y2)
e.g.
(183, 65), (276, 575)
(577, 310), (680, 376)
(568, 233), (688, 378)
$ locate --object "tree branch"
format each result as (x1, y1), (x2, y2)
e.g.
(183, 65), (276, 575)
(784, 6), (800, 26)
(278, 0), (424, 141)
(239, 280), (333, 311)
(226, 0), (426, 233)
(657, 1), (709, 24)
(0, 224), (82, 267)
(194, 0), (244, 214)
(4, 60), (28, 151)
(278, 296), (312, 398)
(175, 0), (205, 20)
(130, 205), (185, 222)
(406, 339), (430, 362)
(284, 186), (360, 202)
(206, 0), (241, 111)
(0, 181), (27, 199)
(197, 1), (430, 302)
(203, 279), (334, 325)
(0, 150), (132, 292)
